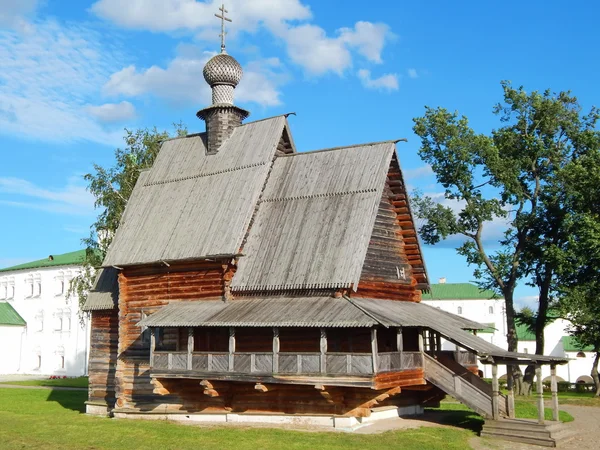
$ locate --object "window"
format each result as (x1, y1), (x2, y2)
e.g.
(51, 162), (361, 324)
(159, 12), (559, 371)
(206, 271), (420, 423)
(56, 272), (65, 296)
(489, 306), (494, 314)
(60, 356), (65, 369)
(523, 348), (529, 354)
(26, 275), (34, 298)
(457, 306), (463, 314)
(37, 355), (42, 369)
(35, 310), (44, 331)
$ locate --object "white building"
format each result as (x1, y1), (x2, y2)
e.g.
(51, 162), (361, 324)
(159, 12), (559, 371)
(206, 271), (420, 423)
(0, 250), (91, 376)
(422, 281), (596, 383)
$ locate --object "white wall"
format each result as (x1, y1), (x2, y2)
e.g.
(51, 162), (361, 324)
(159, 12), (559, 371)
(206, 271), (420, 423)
(0, 326), (26, 373)
(423, 297), (596, 382)
(0, 266), (90, 376)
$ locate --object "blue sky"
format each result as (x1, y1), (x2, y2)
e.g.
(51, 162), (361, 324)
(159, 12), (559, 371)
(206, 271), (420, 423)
(1, 1), (598, 308)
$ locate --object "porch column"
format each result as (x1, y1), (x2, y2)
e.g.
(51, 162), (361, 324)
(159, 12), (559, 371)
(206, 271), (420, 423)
(491, 364), (500, 420)
(150, 327), (156, 367)
(272, 327), (279, 373)
(418, 328), (424, 352)
(436, 332), (442, 352)
(187, 328), (194, 370)
(371, 327), (378, 373)
(396, 327), (403, 362)
(320, 328), (327, 374)
(551, 364), (559, 421)
(536, 365), (545, 424)
(228, 327), (235, 372)
(428, 330), (435, 353)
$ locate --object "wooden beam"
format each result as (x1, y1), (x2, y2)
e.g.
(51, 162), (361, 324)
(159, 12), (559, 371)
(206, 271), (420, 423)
(200, 379), (214, 389)
(150, 328), (155, 367)
(254, 383), (268, 393)
(320, 328), (327, 374)
(371, 327), (378, 373)
(536, 365), (544, 424)
(203, 389), (219, 397)
(273, 327), (279, 373)
(491, 364), (499, 420)
(551, 364), (559, 422)
(228, 327), (235, 372)
(187, 328), (193, 371)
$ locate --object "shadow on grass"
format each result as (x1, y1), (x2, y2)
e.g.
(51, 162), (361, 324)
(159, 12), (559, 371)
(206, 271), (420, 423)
(422, 408), (484, 433)
(46, 389), (88, 413)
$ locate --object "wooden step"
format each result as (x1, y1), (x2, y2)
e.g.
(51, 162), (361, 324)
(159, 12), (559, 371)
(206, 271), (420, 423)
(481, 418), (574, 448)
(480, 431), (556, 447)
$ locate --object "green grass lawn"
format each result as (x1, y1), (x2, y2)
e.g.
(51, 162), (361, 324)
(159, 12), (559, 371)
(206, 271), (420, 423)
(0, 387), (474, 450)
(0, 376), (89, 389)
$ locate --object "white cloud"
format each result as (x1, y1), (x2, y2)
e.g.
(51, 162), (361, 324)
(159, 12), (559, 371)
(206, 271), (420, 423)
(92, 1), (394, 79)
(105, 50), (284, 107)
(0, 19), (126, 145)
(338, 21), (392, 63)
(0, 0), (38, 26)
(0, 176), (95, 216)
(407, 68), (418, 79)
(404, 164), (433, 180)
(86, 101), (136, 123)
(357, 69), (398, 91)
(283, 24), (350, 75)
(91, 0), (311, 33)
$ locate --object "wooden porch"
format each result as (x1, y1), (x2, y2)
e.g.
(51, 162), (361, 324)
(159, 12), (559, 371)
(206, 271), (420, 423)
(148, 325), (429, 388)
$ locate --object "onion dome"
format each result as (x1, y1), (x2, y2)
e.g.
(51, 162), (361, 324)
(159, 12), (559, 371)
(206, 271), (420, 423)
(203, 53), (243, 87)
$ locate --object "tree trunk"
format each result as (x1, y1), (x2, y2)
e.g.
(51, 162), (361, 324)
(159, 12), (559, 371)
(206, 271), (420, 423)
(592, 352), (600, 397)
(522, 277), (551, 395)
(504, 289), (526, 394)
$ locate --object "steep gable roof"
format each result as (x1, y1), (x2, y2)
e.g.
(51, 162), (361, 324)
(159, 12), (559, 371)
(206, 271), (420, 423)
(82, 268), (119, 311)
(103, 116), (291, 267)
(231, 141), (396, 292)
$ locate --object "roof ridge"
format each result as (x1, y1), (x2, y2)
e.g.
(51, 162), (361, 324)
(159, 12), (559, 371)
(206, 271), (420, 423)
(278, 139), (406, 158)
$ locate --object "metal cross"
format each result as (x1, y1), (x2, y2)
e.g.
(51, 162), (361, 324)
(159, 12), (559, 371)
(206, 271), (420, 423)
(215, 4), (232, 53)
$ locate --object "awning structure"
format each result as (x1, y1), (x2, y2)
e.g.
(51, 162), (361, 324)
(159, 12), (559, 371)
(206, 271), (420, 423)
(139, 296), (568, 366)
(82, 268), (119, 311)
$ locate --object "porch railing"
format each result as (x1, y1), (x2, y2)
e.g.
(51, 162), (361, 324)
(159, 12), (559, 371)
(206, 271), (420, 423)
(151, 350), (423, 376)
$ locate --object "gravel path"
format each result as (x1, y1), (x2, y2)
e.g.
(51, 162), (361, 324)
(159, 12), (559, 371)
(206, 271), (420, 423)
(470, 405), (600, 449)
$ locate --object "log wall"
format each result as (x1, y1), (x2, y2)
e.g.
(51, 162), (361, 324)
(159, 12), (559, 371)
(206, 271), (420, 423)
(114, 261), (229, 408)
(141, 368), (426, 417)
(354, 170), (421, 302)
(88, 310), (118, 406)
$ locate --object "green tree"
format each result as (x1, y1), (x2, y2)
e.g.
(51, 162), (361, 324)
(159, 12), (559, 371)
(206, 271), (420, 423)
(69, 124), (187, 312)
(555, 146), (600, 396)
(411, 82), (599, 394)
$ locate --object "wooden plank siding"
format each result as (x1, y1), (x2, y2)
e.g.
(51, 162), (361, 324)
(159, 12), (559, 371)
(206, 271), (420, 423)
(353, 165), (421, 302)
(138, 374), (427, 417)
(114, 261), (230, 408)
(88, 310), (118, 406)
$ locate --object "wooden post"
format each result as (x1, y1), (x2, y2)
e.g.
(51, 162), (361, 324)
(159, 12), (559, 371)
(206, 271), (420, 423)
(150, 327), (156, 367)
(429, 330), (435, 353)
(436, 332), (442, 353)
(320, 328), (327, 374)
(396, 327), (403, 352)
(491, 364), (499, 420)
(507, 377), (516, 419)
(551, 364), (559, 422)
(228, 327), (235, 372)
(187, 328), (193, 371)
(371, 327), (378, 373)
(536, 365), (545, 424)
(418, 328), (424, 352)
(272, 327), (279, 373)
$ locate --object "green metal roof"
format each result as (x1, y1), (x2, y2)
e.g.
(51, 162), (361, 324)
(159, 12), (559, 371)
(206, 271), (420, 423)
(516, 323), (536, 341)
(421, 283), (501, 300)
(478, 323), (497, 334)
(0, 250), (86, 273)
(0, 302), (26, 326)
(562, 336), (595, 352)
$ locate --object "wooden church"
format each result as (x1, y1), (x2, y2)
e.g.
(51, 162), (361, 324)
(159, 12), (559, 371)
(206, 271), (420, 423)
(83, 11), (566, 429)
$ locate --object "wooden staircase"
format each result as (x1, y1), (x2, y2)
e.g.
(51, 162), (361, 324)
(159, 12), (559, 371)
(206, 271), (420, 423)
(423, 353), (507, 419)
(481, 418), (576, 447)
